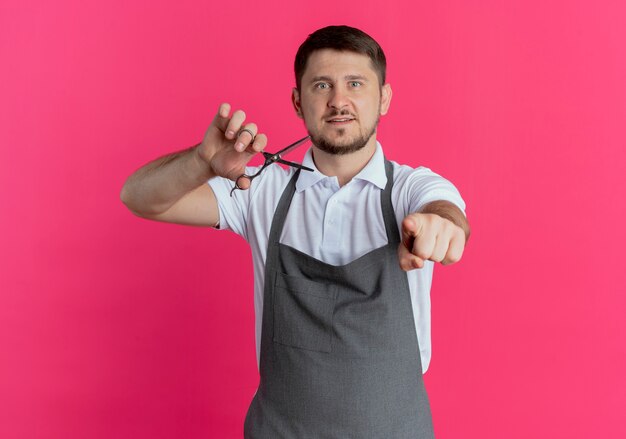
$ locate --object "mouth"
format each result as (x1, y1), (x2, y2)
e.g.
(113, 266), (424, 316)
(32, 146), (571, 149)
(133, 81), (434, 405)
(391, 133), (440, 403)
(326, 117), (356, 125)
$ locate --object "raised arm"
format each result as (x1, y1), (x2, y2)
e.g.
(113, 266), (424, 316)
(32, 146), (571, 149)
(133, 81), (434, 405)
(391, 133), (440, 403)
(120, 103), (267, 227)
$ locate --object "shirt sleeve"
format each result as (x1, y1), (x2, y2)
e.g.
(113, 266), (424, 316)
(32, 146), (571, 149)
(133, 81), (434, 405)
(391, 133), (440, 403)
(403, 166), (467, 216)
(206, 165), (263, 241)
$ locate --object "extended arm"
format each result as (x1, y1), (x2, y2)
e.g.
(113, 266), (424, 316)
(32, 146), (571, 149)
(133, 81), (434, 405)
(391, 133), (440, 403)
(120, 145), (217, 225)
(398, 200), (470, 271)
(120, 103), (267, 226)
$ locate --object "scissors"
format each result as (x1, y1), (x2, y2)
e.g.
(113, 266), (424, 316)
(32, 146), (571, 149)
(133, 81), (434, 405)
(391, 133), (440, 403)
(230, 135), (314, 196)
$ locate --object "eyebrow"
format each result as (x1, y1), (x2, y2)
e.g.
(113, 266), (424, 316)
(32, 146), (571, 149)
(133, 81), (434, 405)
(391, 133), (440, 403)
(309, 75), (369, 83)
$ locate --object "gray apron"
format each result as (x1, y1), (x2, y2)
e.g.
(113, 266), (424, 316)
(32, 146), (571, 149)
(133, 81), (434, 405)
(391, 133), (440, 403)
(244, 160), (434, 438)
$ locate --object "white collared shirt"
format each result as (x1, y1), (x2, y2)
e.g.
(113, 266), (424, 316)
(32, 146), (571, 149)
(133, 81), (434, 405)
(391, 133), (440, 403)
(208, 141), (466, 373)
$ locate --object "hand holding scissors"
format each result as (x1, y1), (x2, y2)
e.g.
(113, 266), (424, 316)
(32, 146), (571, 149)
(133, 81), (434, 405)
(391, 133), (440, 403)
(230, 135), (314, 196)
(197, 103), (313, 196)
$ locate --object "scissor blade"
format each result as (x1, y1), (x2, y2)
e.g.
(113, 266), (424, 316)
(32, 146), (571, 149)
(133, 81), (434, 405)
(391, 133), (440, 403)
(275, 158), (314, 172)
(274, 135), (311, 156)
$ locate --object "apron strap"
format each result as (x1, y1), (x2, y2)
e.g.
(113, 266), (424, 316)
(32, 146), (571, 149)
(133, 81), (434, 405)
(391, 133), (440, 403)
(381, 158), (400, 245)
(266, 168), (301, 258)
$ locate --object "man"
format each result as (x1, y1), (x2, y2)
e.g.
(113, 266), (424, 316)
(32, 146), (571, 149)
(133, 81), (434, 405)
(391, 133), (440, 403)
(121, 25), (469, 438)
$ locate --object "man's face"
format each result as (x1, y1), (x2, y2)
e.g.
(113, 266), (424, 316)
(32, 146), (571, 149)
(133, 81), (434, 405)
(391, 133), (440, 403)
(292, 49), (392, 155)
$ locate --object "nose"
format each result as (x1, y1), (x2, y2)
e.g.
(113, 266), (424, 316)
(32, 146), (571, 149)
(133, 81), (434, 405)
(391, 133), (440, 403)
(327, 86), (349, 110)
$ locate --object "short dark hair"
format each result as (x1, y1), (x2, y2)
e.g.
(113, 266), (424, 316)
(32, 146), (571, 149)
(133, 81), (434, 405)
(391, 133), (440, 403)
(294, 25), (387, 91)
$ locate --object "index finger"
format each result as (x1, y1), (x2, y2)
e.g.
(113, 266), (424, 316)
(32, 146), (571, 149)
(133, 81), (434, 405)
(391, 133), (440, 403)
(401, 216), (420, 250)
(212, 102), (231, 132)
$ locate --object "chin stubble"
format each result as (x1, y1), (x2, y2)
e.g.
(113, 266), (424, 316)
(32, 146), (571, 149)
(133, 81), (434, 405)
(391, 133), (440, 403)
(310, 115), (380, 156)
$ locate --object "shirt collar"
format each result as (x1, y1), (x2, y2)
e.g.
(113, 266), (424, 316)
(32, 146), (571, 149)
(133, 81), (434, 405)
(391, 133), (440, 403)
(295, 141), (388, 193)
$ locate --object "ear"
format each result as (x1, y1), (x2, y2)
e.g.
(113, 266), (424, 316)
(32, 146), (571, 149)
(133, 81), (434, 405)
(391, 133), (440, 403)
(380, 83), (392, 116)
(291, 87), (303, 119)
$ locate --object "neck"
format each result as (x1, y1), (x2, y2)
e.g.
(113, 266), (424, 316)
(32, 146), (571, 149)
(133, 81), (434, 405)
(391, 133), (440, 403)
(311, 138), (378, 186)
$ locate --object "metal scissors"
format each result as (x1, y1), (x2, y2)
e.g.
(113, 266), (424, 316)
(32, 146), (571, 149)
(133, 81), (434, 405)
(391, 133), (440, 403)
(230, 135), (314, 196)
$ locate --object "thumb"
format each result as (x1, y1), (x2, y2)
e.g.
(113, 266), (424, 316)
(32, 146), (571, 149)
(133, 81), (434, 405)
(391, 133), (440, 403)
(234, 174), (252, 190)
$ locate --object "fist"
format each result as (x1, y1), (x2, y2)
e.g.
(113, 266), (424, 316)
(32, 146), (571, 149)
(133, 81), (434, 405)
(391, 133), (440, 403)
(398, 213), (466, 271)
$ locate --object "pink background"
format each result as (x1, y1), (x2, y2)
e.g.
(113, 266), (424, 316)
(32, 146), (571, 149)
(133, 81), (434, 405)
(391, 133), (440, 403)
(1, 0), (625, 437)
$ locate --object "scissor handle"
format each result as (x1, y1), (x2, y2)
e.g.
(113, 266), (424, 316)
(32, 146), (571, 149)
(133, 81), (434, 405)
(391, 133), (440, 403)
(228, 136), (310, 197)
(230, 174), (251, 197)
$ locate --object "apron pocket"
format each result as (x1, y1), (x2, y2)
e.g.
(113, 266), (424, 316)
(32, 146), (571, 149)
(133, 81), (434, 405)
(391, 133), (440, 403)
(272, 270), (337, 352)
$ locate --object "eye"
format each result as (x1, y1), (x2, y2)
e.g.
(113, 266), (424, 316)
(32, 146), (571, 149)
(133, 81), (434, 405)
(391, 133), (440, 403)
(349, 81), (362, 88)
(315, 82), (330, 89)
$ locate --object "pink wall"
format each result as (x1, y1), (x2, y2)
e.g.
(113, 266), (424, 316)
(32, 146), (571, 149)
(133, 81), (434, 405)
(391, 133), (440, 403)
(1, 0), (625, 437)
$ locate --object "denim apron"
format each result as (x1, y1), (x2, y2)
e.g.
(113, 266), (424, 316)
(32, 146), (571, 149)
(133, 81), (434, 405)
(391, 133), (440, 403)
(244, 160), (434, 438)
